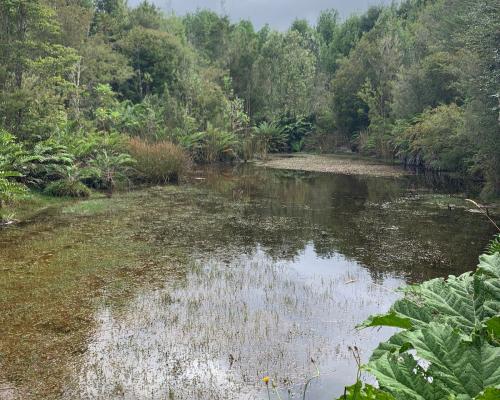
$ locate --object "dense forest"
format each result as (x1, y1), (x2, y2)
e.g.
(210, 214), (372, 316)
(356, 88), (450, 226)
(0, 0), (499, 216)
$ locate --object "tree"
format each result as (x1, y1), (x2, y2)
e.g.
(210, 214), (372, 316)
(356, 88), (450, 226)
(117, 27), (193, 101)
(252, 31), (316, 119)
(391, 52), (462, 120)
(90, 0), (128, 36)
(183, 10), (231, 64)
(228, 20), (258, 115)
(0, 0), (78, 140)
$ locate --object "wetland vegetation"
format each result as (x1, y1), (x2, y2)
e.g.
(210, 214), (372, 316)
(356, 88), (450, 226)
(1, 165), (499, 399)
(0, 0), (499, 399)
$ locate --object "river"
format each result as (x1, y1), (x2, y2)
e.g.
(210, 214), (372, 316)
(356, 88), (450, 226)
(0, 161), (495, 399)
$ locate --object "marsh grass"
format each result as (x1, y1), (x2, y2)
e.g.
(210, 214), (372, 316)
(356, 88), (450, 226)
(129, 138), (190, 183)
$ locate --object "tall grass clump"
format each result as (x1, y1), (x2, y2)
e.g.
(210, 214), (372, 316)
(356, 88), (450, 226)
(128, 138), (190, 183)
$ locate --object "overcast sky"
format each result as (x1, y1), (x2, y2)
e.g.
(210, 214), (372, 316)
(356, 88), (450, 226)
(129, 0), (396, 30)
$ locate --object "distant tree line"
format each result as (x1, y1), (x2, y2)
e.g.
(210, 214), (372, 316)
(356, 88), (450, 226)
(0, 0), (498, 199)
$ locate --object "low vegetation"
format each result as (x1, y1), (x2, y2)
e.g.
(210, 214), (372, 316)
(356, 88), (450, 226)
(0, 0), (497, 223)
(128, 138), (189, 183)
(334, 231), (500, 400)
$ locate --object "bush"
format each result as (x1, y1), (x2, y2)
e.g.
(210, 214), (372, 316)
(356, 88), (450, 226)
(44, 180), (91, 198)
(393, 104), (473, 172)
(277, 115), (314, 152)
(252, 122), (288, 157)
(178, 125), (238, 163)
(128, 138), (190, 183)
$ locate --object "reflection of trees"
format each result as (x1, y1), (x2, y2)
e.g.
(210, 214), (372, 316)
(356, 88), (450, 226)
(186, 165), (494, 283)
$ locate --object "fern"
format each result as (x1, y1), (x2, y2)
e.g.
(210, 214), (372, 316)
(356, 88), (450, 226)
(487, 234), (500, 255)
(0, 170), (26, 211)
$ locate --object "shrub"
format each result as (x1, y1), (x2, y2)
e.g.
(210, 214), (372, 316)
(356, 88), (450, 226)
(128, 138), (190, 183)
(393, 104), (473, 172)
(57, 131), (127, 161)
(44, 180), (91, 198)
(253, 122), (288, 158)
(0, 170), (26, 210)
(277, 115), (314, 152)
(178, 126), (238, 163)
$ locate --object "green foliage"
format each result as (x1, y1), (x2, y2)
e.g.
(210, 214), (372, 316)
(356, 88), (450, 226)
(117, 26), (192, 101)
(278, 116), (314, 153)
(0, 131), (27, 208)
(393, 104), (472, 172)
(44, 180), (90, 198)
(252, 31), (317, 119)
(88, 150), (135, 196)
(252, 122), (287, 156)
(178, 125), (239, 163)
(342, 382), (395, 400)
(19, 141), (74, 187)
(0, 0), (79, 140)
(366, 323), (499, 400)
(347, 253), (500, 400)
(487, 235), (500, 256)
(0, 170), (26, 209)
(0, 0), (498, 199)
(184, 10), (231, 62)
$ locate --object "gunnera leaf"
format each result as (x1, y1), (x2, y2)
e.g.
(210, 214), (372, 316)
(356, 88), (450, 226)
(360, 253), (500, 335)
(366, 323), (500, 400)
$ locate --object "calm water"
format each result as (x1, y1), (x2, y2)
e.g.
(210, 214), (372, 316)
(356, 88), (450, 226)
(0, 163), (495, 399)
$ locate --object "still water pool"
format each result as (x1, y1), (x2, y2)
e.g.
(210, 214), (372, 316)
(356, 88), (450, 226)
(0, 163), (495, 399)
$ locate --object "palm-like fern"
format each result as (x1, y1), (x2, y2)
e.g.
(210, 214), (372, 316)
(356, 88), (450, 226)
(0, 131), (27, 210)
(487, 234), (500, 255)
(253, 122), (287, 155)
(0, 170), (26, 209)
(89, 150), (135, 196)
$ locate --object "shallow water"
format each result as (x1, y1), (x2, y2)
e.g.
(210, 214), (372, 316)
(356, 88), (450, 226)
(0, 163), (495, 399)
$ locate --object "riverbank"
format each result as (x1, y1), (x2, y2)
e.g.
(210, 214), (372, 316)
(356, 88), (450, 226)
(259, 153), (407, 177)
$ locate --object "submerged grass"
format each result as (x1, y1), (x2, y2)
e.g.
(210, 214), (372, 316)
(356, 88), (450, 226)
(0, 184), (313, 398)
(0, 165), (495, 399)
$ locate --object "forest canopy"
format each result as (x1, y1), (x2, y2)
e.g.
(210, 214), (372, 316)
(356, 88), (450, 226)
(0, 0), (499, 202)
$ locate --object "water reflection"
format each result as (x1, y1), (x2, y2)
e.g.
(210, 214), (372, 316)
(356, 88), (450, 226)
(1, 163), (495, 399)
(65, 246), (402, 399)
(192, 164), (494, 280)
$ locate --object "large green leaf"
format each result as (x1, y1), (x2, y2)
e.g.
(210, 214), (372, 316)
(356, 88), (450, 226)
(366, 323), (500, 400)
(474, 254), (500, 325)
(485, 316), (500, 344)
(473, 387), (500, 400)
(340, 382), (396, 400)
(361, 254), (500, 335)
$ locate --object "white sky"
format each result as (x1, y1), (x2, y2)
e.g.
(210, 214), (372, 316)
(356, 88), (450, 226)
(129, 0), (396, 30)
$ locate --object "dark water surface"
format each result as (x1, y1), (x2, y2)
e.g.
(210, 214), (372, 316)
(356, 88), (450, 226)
(0, 163), (495, 399)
